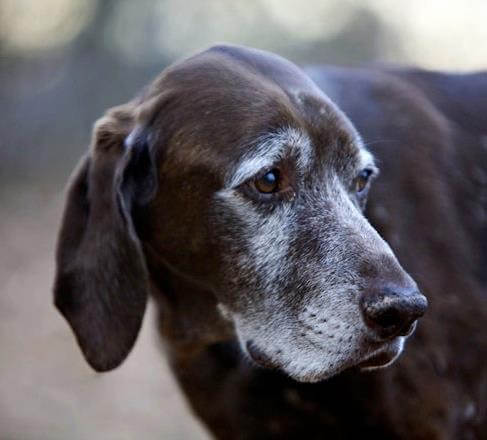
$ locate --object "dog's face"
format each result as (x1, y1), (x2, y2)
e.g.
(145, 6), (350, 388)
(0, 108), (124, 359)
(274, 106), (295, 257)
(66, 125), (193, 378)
(54, 45), (427, 381)
(210, 130), (408, 382)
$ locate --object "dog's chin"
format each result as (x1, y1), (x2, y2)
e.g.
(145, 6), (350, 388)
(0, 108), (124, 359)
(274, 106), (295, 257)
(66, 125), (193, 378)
(244, 337), (406, 383)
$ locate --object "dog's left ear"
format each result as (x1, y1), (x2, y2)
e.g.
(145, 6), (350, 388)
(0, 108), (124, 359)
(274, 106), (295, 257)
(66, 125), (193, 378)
(53, 105), (157, 372)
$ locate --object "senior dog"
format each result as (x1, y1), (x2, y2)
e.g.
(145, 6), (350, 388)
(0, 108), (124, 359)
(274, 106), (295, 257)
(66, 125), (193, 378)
(54, 45), (486, 439)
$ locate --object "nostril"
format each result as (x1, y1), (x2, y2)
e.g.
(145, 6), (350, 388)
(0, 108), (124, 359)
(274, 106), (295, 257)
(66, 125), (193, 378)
(361, 289), (428, 339)
(362, 300), (404, 334)
(373, 308), (402, 329)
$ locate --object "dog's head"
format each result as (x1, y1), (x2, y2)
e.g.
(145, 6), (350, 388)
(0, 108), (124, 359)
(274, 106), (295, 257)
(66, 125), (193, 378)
(54, 45), (427, 382)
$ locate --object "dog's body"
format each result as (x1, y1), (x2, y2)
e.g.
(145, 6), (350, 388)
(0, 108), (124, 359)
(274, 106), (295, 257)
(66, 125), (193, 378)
(54, 45), (486, 439)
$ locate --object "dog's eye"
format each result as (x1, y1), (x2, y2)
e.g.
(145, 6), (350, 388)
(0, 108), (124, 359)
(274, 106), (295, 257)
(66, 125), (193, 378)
(255, 169), (280, 193)
(355, 169), (373, 193)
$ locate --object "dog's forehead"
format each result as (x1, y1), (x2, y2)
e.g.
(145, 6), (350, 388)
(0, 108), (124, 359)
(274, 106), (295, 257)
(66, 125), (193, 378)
(146, 45), (365, 178)
(201, 44), (325, 98)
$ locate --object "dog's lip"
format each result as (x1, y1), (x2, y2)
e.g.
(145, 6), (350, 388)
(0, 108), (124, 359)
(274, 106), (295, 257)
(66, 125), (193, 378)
(244, 333), (407, 376)
(357, 338), (404, 370)
(245, 340), (279, 369)
(401, 320), (417, 337)
(357, 350), (397, 369)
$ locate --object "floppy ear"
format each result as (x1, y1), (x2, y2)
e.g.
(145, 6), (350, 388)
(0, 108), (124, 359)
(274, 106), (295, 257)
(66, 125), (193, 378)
(53, 106), (157, 372)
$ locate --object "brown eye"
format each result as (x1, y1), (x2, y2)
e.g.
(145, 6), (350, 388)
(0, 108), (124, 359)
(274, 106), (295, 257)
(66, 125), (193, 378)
(255, 169), (280, 193)
(355, 169), (373, 193)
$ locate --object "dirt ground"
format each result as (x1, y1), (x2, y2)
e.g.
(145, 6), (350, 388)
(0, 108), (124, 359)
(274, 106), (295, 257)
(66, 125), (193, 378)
(0, 182), (210, 440)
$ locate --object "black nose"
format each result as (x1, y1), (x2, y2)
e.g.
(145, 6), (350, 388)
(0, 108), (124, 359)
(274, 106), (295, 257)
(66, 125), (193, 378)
(360, 287), (428, 339)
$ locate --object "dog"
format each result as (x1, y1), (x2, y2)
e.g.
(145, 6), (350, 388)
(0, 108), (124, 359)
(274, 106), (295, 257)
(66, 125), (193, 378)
(53, 45), (487, 439)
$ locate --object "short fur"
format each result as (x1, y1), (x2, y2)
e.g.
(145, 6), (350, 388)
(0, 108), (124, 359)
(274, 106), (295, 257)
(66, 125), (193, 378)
(54, 45), (487, 439)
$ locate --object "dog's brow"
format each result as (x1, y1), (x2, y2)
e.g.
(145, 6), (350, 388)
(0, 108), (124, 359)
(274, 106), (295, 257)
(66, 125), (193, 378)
(227, 127), (312, 188)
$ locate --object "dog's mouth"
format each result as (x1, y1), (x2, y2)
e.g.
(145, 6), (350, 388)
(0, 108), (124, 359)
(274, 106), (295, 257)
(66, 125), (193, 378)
(239, 314), (419, 381)
(245, 340), (280, 369)
(244, 334), (408, 379)
(357, 337), (405, 371)
(356, 320), (417, 370)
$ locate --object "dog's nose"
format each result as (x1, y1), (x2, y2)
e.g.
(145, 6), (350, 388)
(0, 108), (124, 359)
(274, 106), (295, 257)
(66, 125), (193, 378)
(360, 287), (428, 340)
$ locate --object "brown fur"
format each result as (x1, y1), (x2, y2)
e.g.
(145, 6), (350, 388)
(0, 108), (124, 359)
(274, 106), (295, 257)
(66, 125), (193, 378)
(54, 45), (486, 439)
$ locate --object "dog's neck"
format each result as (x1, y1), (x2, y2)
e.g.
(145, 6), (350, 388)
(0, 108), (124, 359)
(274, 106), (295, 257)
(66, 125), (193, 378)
(145, 246), (235, 361)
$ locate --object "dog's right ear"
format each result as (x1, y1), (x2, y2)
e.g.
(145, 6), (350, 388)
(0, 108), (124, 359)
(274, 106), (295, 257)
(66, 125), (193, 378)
(53, 105), (157, 372)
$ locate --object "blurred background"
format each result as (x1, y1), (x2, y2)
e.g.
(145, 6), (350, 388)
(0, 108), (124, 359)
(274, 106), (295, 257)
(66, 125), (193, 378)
(0, 0), (485, 438)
